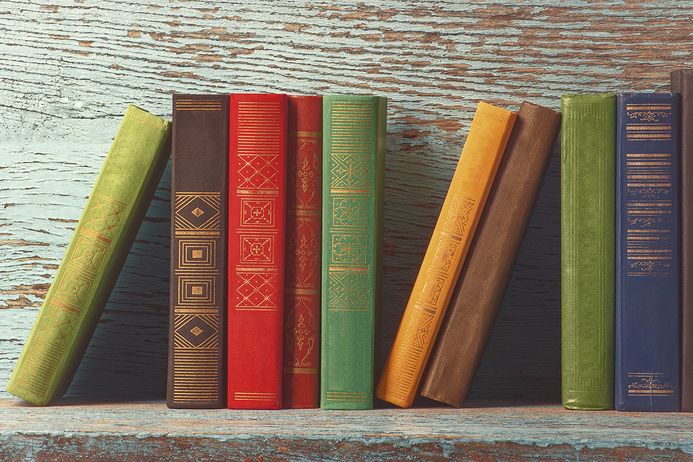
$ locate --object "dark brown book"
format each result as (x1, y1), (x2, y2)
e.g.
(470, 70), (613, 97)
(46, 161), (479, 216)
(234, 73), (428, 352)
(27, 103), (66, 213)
(672, 69), (693, 412)
(420, 102), (560, 407)
(167, 94), (228, 408)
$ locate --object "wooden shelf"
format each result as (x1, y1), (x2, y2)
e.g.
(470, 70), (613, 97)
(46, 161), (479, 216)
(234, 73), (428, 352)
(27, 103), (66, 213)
(0, 399), (691, 460)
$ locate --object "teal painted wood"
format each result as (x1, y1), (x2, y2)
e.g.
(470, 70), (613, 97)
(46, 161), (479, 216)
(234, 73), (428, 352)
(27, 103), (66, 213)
(0, 1), (692, 406)
(0, 400), (691, 460)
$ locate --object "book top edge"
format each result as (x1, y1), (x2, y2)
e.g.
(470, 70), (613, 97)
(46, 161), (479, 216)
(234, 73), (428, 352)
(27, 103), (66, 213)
(125, 105), (170, 129)
(560, 93), (616, 102)
(671, 68), (693, 78)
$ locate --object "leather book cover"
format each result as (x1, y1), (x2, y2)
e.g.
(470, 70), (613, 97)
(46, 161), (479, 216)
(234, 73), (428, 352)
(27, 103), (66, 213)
(615, 93), (680, 412)
(320, 95), (386, 410)
(227, 94), (288, 409)
(7, 106), (171, 405)
(168, 95), (228, 409)
(671, 69), (693, 411)
(561, 93), (615, 410)
(283, 96), (322, 409)
(376, 102), (516, 408)
(420, 102), (560, 407)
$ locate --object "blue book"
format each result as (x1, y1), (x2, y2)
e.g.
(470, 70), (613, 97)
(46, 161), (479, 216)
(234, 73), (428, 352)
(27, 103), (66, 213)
(615, 93), (681, 411)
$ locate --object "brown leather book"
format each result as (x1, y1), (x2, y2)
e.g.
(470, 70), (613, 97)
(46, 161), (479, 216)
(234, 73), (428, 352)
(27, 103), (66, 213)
(420, 102), (560, 407)
(167, 95), (228, 408)
(672, 69), (693, 412)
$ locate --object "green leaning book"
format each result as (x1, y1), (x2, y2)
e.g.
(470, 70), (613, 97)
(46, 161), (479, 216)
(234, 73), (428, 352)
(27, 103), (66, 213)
(7, 105), (171, 405)
(561, 94), (615, 410)
(321, 95), (386, 410)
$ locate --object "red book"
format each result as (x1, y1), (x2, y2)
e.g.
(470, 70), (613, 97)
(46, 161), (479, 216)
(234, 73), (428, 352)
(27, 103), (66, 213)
(283, 96), (322, 408)
(227, 94), (288, 409)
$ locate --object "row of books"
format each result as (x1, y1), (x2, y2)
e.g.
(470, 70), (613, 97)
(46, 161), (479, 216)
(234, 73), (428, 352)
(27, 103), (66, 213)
(168, 94), (386, 409)
(560, 70), (692, 412)
(378, 70), (693, 413)
(6, 71), (692, 411)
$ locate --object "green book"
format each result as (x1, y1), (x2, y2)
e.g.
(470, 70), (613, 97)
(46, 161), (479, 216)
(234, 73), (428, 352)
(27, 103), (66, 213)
(561, 94), (615, 410)
(321, 95), (386, 410)
(7, 105), (171, 405)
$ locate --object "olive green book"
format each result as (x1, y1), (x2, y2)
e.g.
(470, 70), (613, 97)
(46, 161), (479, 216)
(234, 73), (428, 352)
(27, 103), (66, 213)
(561, 94), (615, 410)
(7, 105), (171, 405)
(320, 95), (386, 410)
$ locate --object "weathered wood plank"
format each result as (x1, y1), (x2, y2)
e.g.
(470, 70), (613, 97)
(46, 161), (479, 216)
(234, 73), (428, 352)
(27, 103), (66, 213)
(0, 1), (691, 403)
(0, 400), (691, 461)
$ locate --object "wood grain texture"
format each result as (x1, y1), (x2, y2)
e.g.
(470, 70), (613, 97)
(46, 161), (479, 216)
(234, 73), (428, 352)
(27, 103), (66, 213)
(0, 400), (691, 460)
(0, 1), (692, 404)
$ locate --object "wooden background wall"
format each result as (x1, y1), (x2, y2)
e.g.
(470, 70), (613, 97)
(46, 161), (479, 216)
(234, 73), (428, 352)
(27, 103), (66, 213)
(0, 1), (691, 403)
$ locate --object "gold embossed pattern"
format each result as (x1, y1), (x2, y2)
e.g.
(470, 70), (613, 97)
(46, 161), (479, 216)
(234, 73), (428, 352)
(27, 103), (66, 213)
(15, 193), (126, 398)
(173, 192), (221, 403)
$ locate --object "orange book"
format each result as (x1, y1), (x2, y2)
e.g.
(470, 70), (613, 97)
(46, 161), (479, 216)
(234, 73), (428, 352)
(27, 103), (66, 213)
(376, 102), (516, 408)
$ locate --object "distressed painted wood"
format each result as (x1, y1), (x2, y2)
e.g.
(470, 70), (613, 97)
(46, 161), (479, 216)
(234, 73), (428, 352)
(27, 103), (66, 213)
(0, 400), (691, 460)
(0, 1), (692, 407)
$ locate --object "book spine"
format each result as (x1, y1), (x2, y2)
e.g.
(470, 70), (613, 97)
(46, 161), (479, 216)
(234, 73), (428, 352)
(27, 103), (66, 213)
(227, 94), (288, 409)
(561, 94), (615, 410)
(615, 93), (680, 412)
(320, 95), (386, 410)
(420, 102), (560, 407)
(7, 106), (171, 406)
(168, 95), (228, 409)
(671, 69), (693, 411)
(376, 102), (516, 408)
(283, 96), (322, 409)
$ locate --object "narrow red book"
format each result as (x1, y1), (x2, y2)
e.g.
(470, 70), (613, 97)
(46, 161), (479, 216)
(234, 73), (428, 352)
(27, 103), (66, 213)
(283, 96), (322, 408)
(228, 94), (288, 409)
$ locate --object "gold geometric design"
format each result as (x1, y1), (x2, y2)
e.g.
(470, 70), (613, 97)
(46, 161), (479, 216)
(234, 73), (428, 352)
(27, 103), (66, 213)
(331, 233), (366, 264)
(234, 391), (277, 401)
(287, 224), (319, 286)
(177, 275), (216, 305)
(407, 309), (435, 350)
(430, 239), (458, 275)
(178, 239), (216, 270)
(51, 271), (92, 315)
(69, 236), (108, 277)
(627, 373), (674, 396)
(174, 98), (223, 112)
(287, 134), (320, 211)
(327, 270), (369, 311)
(48, 194), (123, 316)
(240, 236), (274, 264)
(23, 191), (125, 397)
(19, 193), (127, 396)
(444, 195), (475, 237)
(330, 154), (370, 191)
(15, 311), (79, 397)
(173, 314), (219, 349)
(626, 110), (671, 123)
(325, 390), (368, 402)
(237, 154), (280, 190)
(284, 296), (317, 367)
(174, 192), (221, 236)
(332, 196), (367, 229)
(241, 198), (274, 226)
(80, 193), (127, 243)
(421, 273), (445, 307)
(235, 272), (277, 310)
(172, 349), (220, 402)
